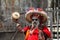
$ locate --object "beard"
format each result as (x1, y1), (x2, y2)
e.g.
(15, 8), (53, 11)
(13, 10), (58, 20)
(32, 21), (39, 28)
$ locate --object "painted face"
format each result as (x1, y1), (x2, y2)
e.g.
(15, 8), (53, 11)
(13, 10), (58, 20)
(32, 17), (40, 28)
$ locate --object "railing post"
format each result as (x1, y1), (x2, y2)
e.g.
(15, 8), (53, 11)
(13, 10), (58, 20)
(45, 7), (53, 40)
(56, 7), (59, 40)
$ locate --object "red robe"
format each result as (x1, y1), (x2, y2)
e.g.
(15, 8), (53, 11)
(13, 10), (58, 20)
(23, 26), (39, 40)
(21, 26), (51, 40)
(42, 26), (51, 38)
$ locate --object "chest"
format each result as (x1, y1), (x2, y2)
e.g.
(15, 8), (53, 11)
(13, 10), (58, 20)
(27, 29), (39, 35)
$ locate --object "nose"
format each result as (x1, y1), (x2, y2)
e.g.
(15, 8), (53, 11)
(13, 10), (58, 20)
(34, 22), (37, 24)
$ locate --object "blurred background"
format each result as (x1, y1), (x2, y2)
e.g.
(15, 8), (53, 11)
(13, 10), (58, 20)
(0, 0), (60, 40)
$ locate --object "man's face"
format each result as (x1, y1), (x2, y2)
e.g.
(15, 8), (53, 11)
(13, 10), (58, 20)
(32, 17), (40, 28)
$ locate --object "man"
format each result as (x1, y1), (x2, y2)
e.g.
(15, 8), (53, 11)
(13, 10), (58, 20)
(15, 8), (52, 40)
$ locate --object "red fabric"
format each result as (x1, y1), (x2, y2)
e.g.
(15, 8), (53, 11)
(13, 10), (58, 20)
(23, 26), (39, 40)
(37, 8), (43, 11)
(42, 26), (51, 38)
(18, 26), (51, 40)
(26, 28), (39, 40)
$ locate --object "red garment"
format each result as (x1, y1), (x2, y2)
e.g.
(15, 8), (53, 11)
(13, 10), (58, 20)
(23, 26), (39, 40)
(26, 29), (39, 40)
(18, 26), (51, 40)
(42, 26), (51, 38)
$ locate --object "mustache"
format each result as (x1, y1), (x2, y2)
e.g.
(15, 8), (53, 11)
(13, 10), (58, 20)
(32, 21), (39, 27)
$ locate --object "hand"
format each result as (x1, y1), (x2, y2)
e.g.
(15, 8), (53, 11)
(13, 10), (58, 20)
(12, 18), (19, 23)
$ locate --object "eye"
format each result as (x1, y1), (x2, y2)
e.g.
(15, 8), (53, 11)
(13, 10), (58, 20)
(35, 19), (38, 21)
(32, 19), (38, 21)
(32, 19), (34, 21)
